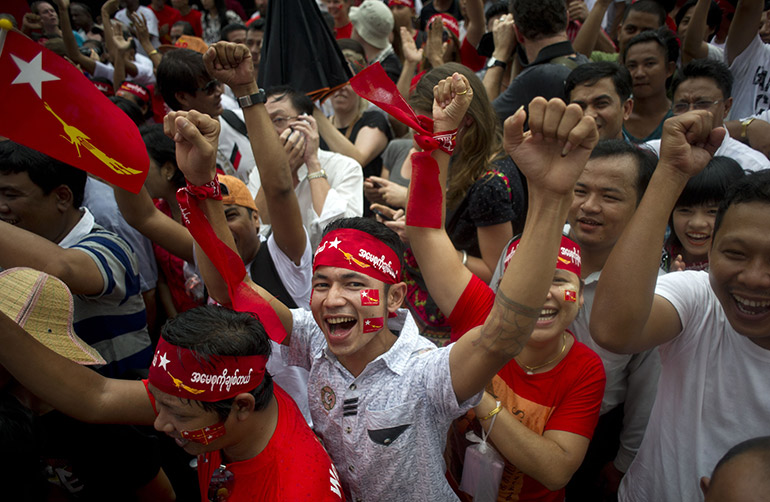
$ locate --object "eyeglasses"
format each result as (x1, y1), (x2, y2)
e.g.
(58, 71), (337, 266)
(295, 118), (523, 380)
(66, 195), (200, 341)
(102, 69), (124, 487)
(208, 464), (234, 502)
(672, 99), (723, 114)
(196, 79), (222, 96)
(270, 115), (299, 128)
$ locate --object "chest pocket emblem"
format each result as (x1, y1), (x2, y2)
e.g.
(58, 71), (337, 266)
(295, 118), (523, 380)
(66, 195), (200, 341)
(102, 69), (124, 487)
(367, 424), (411, 446)
(321, 385), (336, 411)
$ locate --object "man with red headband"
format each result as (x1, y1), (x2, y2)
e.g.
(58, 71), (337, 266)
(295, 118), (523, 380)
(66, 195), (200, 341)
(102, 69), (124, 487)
(174, 41), (599, 500)
(0, 305), (344, 501)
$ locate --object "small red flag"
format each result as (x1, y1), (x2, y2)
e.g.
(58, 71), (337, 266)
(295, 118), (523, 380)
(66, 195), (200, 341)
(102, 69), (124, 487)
(363, 317), (384, 333)
(360, 289), (380, 306)
(0, 29), (148, 193)
(564, 290), (577, 303)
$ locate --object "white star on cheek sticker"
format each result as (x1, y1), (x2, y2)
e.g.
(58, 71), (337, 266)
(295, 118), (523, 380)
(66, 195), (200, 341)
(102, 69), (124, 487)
(158, 353), (170, 370)
(11, 52), (60, 99)
(365, 320), (370, 325)
(361, 291), (368, 298)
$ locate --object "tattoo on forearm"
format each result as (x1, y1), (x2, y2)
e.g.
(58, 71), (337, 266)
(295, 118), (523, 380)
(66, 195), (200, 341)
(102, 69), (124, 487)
(474, 290), (540, 357)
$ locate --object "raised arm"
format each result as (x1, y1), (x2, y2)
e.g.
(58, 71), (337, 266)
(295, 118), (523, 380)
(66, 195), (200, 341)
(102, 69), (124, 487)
(590, 112), (725, 353)
(204, 42), (307, 264)
(313, 108), (388, 168)
(0, 221), (106, 296)
(0, 312), (154, 425)
(682, 0), (712, 63)
(726, 0), (764, 65)
(52, 0), (96, 74)
(463, 0), (486, 50)
(113, 186), (196, 263)
(450, 97), (599, 403)
(573, 0), (613, 57)
(404, 74), (476, 317)
(397, 26), (423, 99)
(483, 14), (516, 102)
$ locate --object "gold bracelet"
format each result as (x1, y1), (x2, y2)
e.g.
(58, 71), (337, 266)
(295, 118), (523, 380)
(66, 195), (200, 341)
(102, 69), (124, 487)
(479, 403), (502, 421)
(741, 117), (756, 141)
(148, 49), (159, 56)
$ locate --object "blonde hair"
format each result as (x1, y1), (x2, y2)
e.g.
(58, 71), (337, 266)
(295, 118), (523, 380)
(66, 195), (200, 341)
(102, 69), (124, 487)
(409, 63), (503, 209)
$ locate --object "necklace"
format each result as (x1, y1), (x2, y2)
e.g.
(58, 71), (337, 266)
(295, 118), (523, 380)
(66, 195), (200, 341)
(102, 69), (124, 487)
(520, 332), (568, 375)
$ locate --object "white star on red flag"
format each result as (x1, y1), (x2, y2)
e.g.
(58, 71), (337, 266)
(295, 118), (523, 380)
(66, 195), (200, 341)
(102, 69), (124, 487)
(158, 352), (170, 370)
(11, 52), (59, 99)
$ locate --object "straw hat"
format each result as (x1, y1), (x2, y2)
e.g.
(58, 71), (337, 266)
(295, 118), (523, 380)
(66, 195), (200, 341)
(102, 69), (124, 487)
(0, 268), (105, 365)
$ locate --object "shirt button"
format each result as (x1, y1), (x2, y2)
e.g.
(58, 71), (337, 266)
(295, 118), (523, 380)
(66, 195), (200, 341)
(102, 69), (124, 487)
(345, 426), (352, 434)
(384, 438), (391, 445)
(348, 465), (355, 472)
(349, 383), (357, 390)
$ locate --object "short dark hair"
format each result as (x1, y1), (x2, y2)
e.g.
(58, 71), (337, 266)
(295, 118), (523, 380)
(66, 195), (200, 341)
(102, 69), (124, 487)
(322, 217), (406, 272)
(673, 58), (733, 99)
(485, 0), (509, 23)
(623, 0), (667, 26)
(161, 305), (274, 421)
(265, 85), (315, 116)
(710, 436), (770, 486)
(172, 20), (195, 36)
(140, 124), (186, 189)
(624, 27), (679, 65)
(589, 140), (657, 203)
(220, 22), (247, 41)
(713, 170), (770, 239)
(156, 49), (209, 111)
(565, 62), (633, 102)
(110, 96), (144, 126)
(675, 0), (722, 37)
(0, 141), (86, 208)
(509, 0), (568, 40)
(248, 18), (265, 31)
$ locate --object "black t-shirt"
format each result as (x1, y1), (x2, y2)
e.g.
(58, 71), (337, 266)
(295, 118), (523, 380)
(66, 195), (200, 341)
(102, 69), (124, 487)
(446, 156), (527, 258)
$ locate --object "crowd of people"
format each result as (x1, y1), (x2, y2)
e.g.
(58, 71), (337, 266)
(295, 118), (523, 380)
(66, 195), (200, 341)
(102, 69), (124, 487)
(2, 0), (770, 501)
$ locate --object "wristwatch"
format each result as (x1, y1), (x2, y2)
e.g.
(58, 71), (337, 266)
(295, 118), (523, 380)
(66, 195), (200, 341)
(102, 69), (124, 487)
(307, 169), (327, 180)
(237, 89), (267, 108)
(486, 57), (507, 70)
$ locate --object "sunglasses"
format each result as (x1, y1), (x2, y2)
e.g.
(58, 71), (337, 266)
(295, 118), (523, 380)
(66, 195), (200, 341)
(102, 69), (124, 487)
(196, 79), (222, 96)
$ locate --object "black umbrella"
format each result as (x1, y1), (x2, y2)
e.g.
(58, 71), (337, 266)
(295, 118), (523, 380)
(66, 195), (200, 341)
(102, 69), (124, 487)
(258, 0), (352, 102)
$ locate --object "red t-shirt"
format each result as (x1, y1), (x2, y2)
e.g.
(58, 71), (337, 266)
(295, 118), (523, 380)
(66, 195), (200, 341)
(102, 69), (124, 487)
(197, 386), (345, 502)
(180, 9), (203, 38)
(446, 275), (606, 502)
(335, 22), (353, 40)
(487, 337), (605, 501)
(151, 4), (182, 44)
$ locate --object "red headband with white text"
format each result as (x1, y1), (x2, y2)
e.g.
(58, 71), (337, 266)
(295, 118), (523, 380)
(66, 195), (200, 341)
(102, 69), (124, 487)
(314, 228), (402, 284)
(148, 337), (267, 402)
(503, 235), (582, 277)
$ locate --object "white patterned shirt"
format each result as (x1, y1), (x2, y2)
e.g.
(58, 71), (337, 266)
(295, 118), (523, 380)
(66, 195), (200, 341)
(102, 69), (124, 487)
(285, 309), (482, 502)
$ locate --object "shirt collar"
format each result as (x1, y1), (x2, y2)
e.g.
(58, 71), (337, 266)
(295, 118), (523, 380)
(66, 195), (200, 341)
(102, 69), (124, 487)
(58, 208), (95, 248)
(530, 40), (577, 66)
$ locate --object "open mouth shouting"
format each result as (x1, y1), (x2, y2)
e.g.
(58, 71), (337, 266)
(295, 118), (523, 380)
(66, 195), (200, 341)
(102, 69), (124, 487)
(326, 315), (357, 340)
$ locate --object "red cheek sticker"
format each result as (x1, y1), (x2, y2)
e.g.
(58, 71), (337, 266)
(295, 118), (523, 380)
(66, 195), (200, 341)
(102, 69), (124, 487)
(564, 290), (577, 302)
(363, 317), (384, 333)
(360, 289), (380, 306)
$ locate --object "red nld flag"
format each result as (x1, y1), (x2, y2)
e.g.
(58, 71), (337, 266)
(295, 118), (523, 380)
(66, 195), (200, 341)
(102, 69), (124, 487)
(0, 29), (148, 193)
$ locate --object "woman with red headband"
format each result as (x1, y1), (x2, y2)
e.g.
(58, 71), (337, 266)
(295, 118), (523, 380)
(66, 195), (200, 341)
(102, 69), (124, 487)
(404, 89), (606, 500)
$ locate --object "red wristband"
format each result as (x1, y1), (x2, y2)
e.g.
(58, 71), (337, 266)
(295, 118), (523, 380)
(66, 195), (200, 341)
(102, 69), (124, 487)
(433, 129), (458, 156)
(184, 178), (222, 200)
